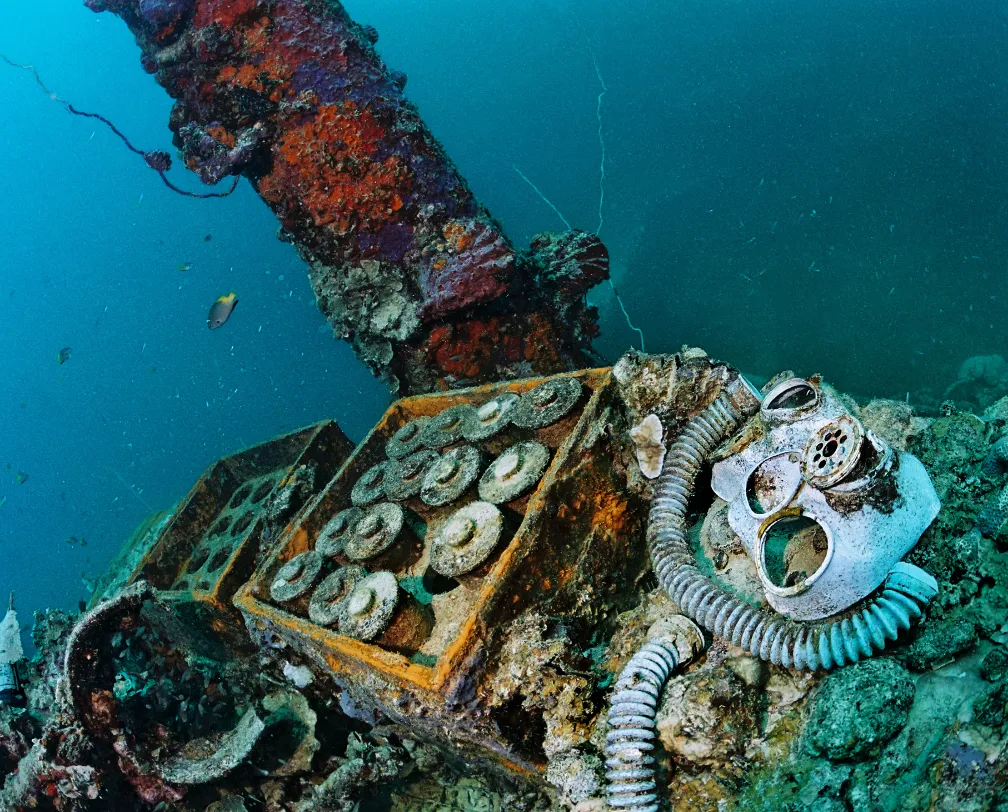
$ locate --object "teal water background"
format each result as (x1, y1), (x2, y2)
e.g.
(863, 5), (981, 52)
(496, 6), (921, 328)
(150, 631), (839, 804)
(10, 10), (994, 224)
(0, 0), (1005, 628)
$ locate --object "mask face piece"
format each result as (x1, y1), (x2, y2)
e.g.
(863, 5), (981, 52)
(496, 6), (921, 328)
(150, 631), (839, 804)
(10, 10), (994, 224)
(711, 377), (941, 622)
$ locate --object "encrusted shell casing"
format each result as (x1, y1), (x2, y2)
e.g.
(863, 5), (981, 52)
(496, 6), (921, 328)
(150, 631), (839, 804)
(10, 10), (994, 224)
(316, 507), (363, 558)
(270, 550), (324, 603)
(384, 449), (440, 501)
(420, 445), (482, 507)
(350, 460), (395, 507)
(429, 501), (504, 576)
(344, 502), (406, 561)
(386, 418), (428, 459)
(308, 565), (368, 627)
(510, 377), (583, 429)
(462, 393), (520, 441)
(337, 571), (400, 641)
(419, 404), (476, 448)
(478, 442), (550, 504)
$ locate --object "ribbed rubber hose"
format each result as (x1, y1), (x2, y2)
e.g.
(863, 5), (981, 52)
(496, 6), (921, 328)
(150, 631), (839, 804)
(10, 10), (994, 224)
(646, 385), (938, 671)
(604, 638), (679, 812)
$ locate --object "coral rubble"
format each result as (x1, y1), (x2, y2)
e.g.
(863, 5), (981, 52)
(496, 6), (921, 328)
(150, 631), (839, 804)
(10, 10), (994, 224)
(6, 353), (1007, 810)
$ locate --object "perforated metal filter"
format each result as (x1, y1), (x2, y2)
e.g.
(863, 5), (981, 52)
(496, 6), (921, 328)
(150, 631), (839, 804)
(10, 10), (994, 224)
(462, 393), (520, 441)
(316, 507), (363, 558)
(419, 404), (476, 448)
(270, 550), (324, 603)
(351, 461), (395, 507)
(384, 450), (440, 501)
(803, 415), (864, 488)
(420, 445), (482, 506)
(386, 418), (429, 459)
(429, 501), (504, 576)
(337, 571), (399, 641)
(510, 377), (582, 429)
(477, 442), (550, 504)
(308, 565), (368, 627)
(344, 502), (406, 561)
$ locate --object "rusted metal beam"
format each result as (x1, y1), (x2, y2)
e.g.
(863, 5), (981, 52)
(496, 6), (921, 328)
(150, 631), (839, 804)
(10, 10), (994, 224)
(85, 0), (609, 393)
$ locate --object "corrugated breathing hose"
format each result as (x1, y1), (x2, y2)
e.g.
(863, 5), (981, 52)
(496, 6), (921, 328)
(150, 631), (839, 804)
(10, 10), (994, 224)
(646, 379), (938, 671)
(603, 638), (680, 812)
(604, 377), (941, 810)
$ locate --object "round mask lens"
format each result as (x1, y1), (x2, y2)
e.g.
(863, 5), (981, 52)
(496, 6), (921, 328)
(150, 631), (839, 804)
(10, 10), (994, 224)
(757, 513), (832, 596)
(760, 378), (820, 420)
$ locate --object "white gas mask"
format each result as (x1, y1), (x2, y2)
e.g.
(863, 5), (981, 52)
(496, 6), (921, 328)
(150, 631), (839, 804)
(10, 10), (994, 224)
(710, 376), (940, 621)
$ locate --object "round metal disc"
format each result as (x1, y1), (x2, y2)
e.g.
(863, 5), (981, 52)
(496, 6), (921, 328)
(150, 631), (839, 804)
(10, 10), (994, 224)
(350, 460), (395, 507)
(419, 404), (476, 448)
(386, 418), (428, 459)
(420, 445), (482, 506)
(429, 501), (504, 576)
(316, 507), (363, 558)
(384, 449), (440, 501)
(270, 550), (324, 603)
(477, 442), (550, 503)
(803, 415), (864, 488)
(337, 571), (399, 641)
(462, 393), (520, 441)
(510, 378), (583, 429)
(308, 565), (368, 627)
(344, 502), (405, 561)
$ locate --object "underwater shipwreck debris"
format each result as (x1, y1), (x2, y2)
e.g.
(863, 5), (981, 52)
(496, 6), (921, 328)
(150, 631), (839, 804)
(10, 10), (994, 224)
(81, 0), (610, 394)
(11, 352), (1008, 809)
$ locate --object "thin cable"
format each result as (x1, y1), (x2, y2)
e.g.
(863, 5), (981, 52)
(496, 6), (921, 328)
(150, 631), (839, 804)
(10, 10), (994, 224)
(1, 54), (239, 200)
(513, 164), (571, 230)
(565, 15), (646, 352)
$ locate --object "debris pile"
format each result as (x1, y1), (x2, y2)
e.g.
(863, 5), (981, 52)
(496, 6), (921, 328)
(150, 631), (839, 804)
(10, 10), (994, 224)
(2, 352), (1005, 809)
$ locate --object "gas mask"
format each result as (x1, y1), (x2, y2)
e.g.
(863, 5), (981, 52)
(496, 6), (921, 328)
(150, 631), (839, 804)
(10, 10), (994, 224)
(710, 376), (940, 621)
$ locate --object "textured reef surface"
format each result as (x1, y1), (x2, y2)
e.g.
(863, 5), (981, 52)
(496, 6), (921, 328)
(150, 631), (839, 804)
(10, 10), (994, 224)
(82, 0), (608, 393)
(1, 351), (1005, 810)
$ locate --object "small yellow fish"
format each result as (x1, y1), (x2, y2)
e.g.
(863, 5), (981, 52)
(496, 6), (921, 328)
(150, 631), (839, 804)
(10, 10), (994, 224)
(14, 471), (28, 485)
(179, 262), (193, 272)
(208, 293), (238, 330)
(57, 346), (72, 364)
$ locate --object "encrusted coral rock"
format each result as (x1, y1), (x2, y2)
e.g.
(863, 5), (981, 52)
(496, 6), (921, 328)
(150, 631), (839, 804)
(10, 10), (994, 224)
(629, 413), (665, 479)
(805, 658), (915, 761)
(653, 656), (764, 767)
(545, 748), (604, 806)
(904, 617), (978, 671)
(858, 398), (929, 451)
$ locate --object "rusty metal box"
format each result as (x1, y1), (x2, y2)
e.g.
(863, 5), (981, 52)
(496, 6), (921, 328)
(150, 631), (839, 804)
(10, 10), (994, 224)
(234, 369), (649, 774)
(131, 421), (355, 634)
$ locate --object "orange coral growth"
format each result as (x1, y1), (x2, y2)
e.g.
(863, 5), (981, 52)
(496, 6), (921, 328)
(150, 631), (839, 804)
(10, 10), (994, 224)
(242, 16), (272, 55)
(194, 0), (260, 30)
(422, 316), (543, 381)
(217, 54), (290, 96)
(428, 318), (501, 380)
(442, 219), (474, 253)
(523, 313), (565, 369)
(260, 102), (406, 234)
(205, 124), (236, 148)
